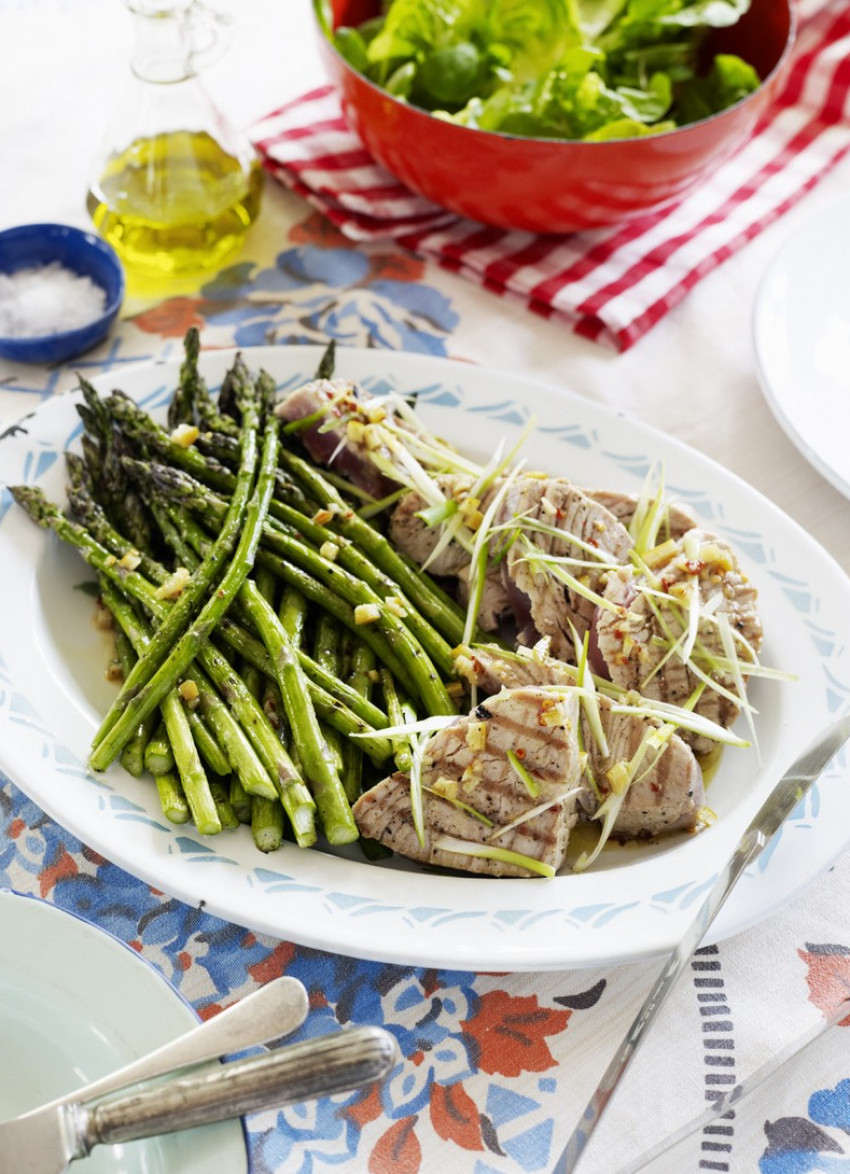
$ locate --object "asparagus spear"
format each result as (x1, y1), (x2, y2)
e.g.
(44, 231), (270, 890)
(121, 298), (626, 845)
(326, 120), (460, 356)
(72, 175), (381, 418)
(280, 449), (473, 646)
(14, 486), (309, 838)
(90, 370), (262, 751)
(155, 770), (191, 824)
(315, 339), (336, 381)
(67, 457), (163, 584)
(150, 495), (392, 766)
(88, 396), (277, 772)
(137, 461), (454, 716)
(251, 794), (285, 853)
(340, 637), (376, 803)
(111, 625), (152, 778)
(145, 721), (174, 777)
(379, 668), (415, 775)
(97, 579), (220, 832)
(98, 553), (278, 803)
(239, 580), (358, 846)
(132, 457), (457, 677)
(229, 776), (253, 825)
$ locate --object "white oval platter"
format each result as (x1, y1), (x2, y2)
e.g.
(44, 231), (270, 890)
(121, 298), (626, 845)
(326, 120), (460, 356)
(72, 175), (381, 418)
(1, 346), (848, 972)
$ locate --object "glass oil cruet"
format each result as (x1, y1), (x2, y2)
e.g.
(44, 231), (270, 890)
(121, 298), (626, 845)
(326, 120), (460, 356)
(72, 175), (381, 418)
(87, 0), (264, 287)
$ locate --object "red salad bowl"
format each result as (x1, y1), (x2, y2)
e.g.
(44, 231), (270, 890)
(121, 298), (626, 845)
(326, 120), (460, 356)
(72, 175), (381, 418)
(315, 0), (796, 233)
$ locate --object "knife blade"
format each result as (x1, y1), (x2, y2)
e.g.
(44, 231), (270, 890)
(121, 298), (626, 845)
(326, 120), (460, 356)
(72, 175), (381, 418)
(553, 710), (850, 1174)
(0, 1024), (398, 1174)
(619, 991), (850, 1173)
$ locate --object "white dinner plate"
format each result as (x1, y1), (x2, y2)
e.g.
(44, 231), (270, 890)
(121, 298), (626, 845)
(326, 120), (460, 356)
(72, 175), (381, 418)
(1, 347), (849, 973)
(753, 192), (850, 500)
(0, 888), (248, 1173)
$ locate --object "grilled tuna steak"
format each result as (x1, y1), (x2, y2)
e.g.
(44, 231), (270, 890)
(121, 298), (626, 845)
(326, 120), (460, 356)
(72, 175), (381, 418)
(274, 378), (400, 500)
(388, 473), (478, 577)
(389, 474), (633, 650)
(454, 643), (704, 840)
(584, 490), (696, 539)
(580, 698), (704, 839)
(352, 686), (585, 876)
(593, 530), (762, 752)
(497, 476), (633, 656)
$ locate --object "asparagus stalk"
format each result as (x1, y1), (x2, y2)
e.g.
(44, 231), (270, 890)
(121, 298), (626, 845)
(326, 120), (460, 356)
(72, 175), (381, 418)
(379, 668), (415, 775)
(145, 721), (174, 777)
(197, 638), (316, 846)
(97, 579), (220, 832)
(88, 403), (277, 772)
(14, 487), (300, 835)
(315, 339), (336, 381)
(229, 776), (253, 825)
(98, 562), (278, 804)
(312, 613), (346, 775)
(340, 637), (376, 803)
(145, 466), (453, 716)
(155, 770), (191, 824)
(239, 579), (358, 845)
(90, 371), (262, 751)
(280, 449), (473, 646)
(110, 623), (153, 778)
(251, 794), (285, 853)
(67, 459), (163, 585)
(134, 457), (457, 677)
(209, 777), (240, 830)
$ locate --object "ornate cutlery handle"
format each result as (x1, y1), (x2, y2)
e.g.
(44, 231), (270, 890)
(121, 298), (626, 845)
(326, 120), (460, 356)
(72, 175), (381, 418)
(75, 1026), (398, 1156)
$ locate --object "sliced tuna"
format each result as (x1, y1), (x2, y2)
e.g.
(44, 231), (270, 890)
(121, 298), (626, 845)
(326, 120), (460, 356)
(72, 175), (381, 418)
(594, 530), (762, 751)
(352, 686), (584, 877)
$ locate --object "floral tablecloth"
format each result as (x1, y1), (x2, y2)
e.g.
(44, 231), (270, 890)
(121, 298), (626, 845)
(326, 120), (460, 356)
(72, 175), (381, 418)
(3, 2), (850, 1173)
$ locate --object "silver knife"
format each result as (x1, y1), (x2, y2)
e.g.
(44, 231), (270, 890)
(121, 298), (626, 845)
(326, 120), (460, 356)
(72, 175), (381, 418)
(553, 710), (850, 1174)
(619, 991), (850, 1172)
(0, 1024), (398, 1174)
(13, 974), (309, 1117)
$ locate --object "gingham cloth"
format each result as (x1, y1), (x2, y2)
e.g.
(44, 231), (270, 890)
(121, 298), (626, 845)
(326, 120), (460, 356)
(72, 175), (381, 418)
(251, 0), (850, 352)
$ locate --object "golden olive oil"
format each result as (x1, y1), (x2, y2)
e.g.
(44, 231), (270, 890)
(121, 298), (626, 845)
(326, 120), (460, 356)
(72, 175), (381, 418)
(87, 130), (263, 283)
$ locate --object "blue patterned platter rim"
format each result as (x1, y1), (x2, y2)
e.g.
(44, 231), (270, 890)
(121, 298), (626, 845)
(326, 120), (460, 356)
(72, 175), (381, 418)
(0, 888), (249, 1172)
(1, 347), (848, 972)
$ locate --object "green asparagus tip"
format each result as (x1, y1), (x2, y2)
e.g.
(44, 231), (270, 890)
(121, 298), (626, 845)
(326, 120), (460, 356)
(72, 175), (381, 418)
(8, 484), (58, 527)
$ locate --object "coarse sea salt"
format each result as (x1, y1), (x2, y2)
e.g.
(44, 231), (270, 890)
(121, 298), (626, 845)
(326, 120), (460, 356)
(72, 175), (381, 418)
(0, 262), (107, 338)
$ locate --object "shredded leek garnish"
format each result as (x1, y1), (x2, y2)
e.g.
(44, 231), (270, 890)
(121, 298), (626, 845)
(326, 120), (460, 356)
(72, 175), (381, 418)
(506, 749), (540, 798)
(420, 424), (534, 573)
(488, 788), (583, 841)
(573, 723), (675, 873)
(517, 538), (620, 615)
(432, 835), (556, 878)
(570, 622), (609, 764)
(517, 514), (623, 565)
(358, 487), (407, 518)
(717, 611), (760, 761)
(629, 463), (669, 556)
(422, 785), (494, 827)
(462, 463), (527, 644)
(415, 499), (460, 528)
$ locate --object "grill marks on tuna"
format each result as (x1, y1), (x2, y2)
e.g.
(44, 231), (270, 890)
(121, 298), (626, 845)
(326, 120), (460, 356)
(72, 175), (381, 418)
(498, 477), (633, 656)
(278, 376), (768, 876)
(352, 687), (585, 877)
(455, 644), (705, 841)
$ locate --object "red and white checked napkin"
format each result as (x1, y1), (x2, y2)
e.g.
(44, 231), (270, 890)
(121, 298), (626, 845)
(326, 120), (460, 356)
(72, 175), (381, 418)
(252, 0), (850, 352)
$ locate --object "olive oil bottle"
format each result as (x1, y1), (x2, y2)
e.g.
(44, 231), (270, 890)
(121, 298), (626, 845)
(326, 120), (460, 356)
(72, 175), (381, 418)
(88, 1), (263, 286)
